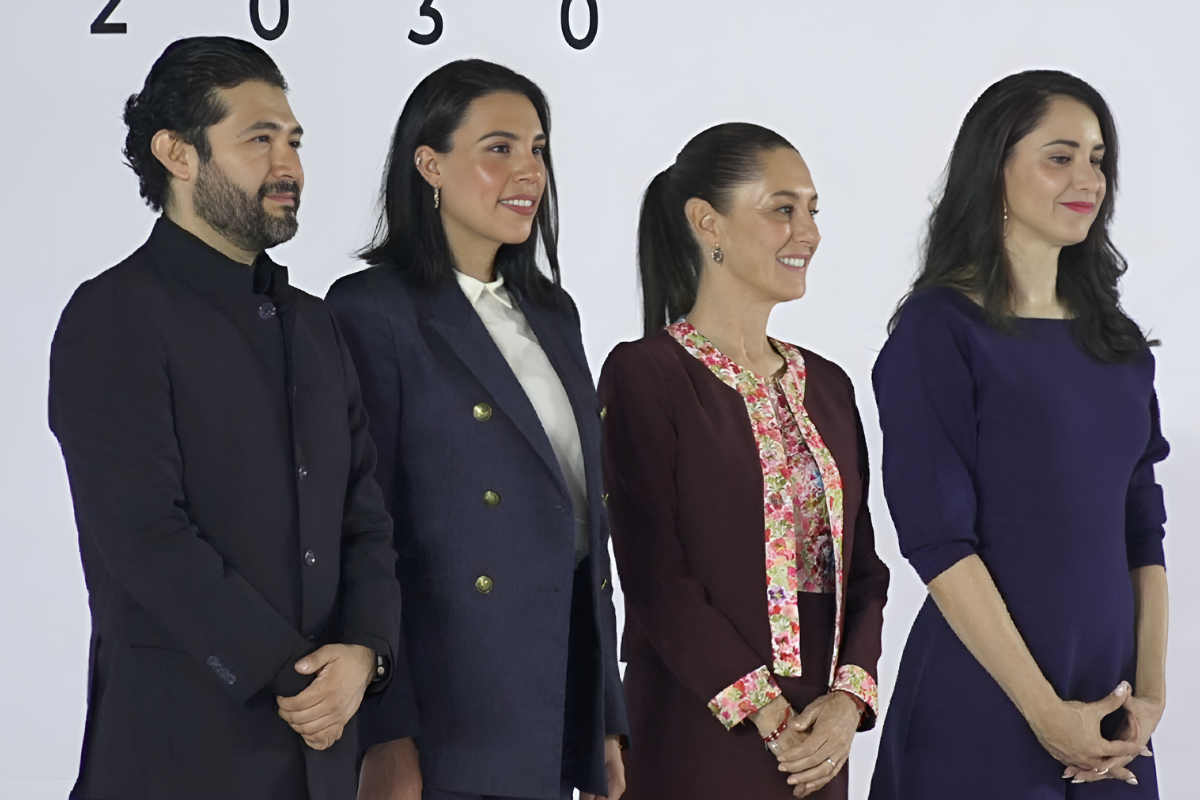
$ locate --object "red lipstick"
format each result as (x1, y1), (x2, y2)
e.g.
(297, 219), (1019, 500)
(1061, 202), (1095, 214)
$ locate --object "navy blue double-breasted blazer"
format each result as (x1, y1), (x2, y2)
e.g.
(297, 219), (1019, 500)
(326, 264), (628, 799)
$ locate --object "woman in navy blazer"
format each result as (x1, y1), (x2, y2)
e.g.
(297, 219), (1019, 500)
(325, 60), (627, 800)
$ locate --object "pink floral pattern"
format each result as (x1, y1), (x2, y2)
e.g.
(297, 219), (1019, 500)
(707, 666), (783, 730)
(668, 322), (877, 722)
(832, 664), (879, 722)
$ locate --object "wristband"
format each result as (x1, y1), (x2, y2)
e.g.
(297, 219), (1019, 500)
(761, 704), (792, 751)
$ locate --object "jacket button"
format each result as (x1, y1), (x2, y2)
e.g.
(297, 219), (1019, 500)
(298, 465), (308, 480)
(475, 575), (494, 594)
(483, 490), (501, 507)
(600, 406), (607, 421)
(473, 403), (493, 422)
(601, 578), (609, 590)
(258, 301), (276, 320)
(304, 549), (316, 566)
(602, 492), (609, 507)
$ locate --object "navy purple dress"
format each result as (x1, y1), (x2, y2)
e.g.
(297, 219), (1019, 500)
(868, 287), (1168, 799)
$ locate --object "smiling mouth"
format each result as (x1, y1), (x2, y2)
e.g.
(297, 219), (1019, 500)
(778, 257), (808, 268)
(500, 199), (534, 208)
(1062, 201), (1095, 214)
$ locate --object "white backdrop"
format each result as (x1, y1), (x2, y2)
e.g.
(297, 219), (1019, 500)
(1, 1), (1197, 798)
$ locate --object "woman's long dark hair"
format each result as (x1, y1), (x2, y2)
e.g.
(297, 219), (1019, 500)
(360, 59), (563, 306)
(896, 69), (1153, 362)
(638, 123), (796, 337)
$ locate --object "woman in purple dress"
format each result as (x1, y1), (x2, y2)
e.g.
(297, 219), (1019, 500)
(869, 70), (1169, 799)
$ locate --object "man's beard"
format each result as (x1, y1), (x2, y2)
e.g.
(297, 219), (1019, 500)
(192, 158), (300, 253)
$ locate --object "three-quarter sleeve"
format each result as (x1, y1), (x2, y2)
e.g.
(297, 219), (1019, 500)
(600, 342), (778, 729)
(872, 297), (980, 585)
(1125, 385), (1170, 570)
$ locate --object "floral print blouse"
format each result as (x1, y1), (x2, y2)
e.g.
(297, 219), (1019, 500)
(666, 322), (878, 729)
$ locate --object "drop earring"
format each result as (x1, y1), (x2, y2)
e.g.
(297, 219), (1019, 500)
(1003, 200), (1008, 223)
(711, 243), (724, 264)
(434, 186), (440, 209)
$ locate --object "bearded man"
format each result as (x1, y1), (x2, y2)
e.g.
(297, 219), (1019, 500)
(48, 37), (415, 800)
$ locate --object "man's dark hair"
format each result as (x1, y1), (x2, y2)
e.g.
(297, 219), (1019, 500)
(123, 37), (287, 212)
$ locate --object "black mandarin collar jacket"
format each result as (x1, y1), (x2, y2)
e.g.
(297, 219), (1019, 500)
(49, 217), (407, 800)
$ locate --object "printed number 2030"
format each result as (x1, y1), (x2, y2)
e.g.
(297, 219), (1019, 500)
(90, 1), (600, 51)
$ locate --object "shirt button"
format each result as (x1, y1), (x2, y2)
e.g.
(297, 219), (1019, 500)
(482, 490), (501, 507)
(258, 301), (276, 320)
(304, 549), (316, 566)
(473, 403), (493, 422)
(475, 575), (494, 594)
(298, 465), (308, 480)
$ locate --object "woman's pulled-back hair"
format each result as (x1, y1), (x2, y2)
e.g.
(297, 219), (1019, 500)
(360, 59), (563, 306)
(638, 123), (796, 337)
(898, 69), (1154, 362)
(123, 37), (287, 212)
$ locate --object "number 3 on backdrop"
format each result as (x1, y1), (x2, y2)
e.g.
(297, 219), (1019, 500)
(90, 0), (600, 49)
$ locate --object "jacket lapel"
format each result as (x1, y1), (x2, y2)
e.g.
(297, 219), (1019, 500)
(422, 280), (568, 496)
(514, 291), (595, 448)
(515, 289), (604, 528)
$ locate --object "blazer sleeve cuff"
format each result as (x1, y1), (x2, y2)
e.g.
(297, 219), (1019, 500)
(707, 665), (782, 730)
(831, 664), (879, 730)
(270, 639), (317, 699)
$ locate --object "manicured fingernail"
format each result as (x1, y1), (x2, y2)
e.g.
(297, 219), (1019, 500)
(1127, 778), (1139, 785)
(1098, 768), (1109, 775)
(1062, 770), (1072, 779)
(1114, 682), (1129, 696)
(1141, 748), (1153, 757)
(1072, 778), (1084, 784)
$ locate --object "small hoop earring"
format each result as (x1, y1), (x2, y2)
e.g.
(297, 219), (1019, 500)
(434, 186), (440, 209)
(1003, 200), (1008, 223)
(415, 156), (422, 168)
(711, 243), (724, 264)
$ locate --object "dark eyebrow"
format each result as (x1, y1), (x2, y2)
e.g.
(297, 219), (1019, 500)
(476, 130), (548, 143)
(1041, 138), (1104, 150)
(769, 191), (818, 203)
(239, 121), (304, 137)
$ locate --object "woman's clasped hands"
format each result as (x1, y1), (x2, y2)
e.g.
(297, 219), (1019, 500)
(1027, 680), (1161, 787)
(755, 692), (862, 798)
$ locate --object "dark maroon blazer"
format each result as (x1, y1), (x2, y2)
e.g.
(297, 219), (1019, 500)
(598, 331), (889, 799)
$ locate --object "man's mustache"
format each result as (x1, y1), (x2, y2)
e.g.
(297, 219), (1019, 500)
(260, 181), (302, 212)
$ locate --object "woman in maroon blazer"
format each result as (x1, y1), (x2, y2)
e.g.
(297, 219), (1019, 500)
(598, 123), (890, 799)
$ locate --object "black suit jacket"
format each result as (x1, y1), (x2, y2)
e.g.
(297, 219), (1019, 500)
(325, 264), (628, 799)
(49, 219), (406, 800)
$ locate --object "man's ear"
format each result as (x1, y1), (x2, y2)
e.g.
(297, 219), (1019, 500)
(150, 129), (195, 183)
(413, 145), (442, 188)
(684, 197), (721, 249)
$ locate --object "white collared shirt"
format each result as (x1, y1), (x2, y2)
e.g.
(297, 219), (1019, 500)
(455, 270), (589, 564)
